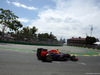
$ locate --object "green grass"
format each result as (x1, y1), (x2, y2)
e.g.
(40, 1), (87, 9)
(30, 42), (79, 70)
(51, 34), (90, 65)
(62, 51), (99, 56)
(0, 47), (36, 52)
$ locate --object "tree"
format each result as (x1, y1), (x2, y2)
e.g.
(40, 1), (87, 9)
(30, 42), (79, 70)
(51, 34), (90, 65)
(22, 27), (30, 39)
(0, 8), (23, 39)
(0, 31), (2, 35)
(0, 31), (2, 40)
(38, 33), (49, 41)
(30, 26), (38, 34)
(16, 26), (38, 41)
(38, 33), (58, 41)
(84, 36), (96, 45)
(30, 26), (38, 39)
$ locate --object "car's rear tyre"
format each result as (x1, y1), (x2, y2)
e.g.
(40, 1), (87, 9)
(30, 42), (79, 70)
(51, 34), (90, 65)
(46, 55), (52, 62)
(37, 48), (43, 60)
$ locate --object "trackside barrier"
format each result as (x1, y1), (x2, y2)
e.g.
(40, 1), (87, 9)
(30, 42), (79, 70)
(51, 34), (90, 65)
(0, 40), (63, 46)
(67, 45), (100, 50)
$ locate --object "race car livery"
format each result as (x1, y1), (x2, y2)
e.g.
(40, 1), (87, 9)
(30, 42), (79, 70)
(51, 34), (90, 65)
(37, 48), (79, 62)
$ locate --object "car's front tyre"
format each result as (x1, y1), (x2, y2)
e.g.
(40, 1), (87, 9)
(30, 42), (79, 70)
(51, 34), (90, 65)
(71, 55), (76, 61)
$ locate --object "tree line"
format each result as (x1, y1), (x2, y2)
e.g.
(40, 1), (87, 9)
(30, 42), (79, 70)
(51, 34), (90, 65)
(0, 8), (58, 42)
(15, 26), (57, 42)
(84, 36), (97, 45)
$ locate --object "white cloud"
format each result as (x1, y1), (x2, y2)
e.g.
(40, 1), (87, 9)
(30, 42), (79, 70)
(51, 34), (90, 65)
(28, 0), (100, 40)
(12, 2), (37, 10)
(6, 0), (10, 4)
(18, 18), (30, 23)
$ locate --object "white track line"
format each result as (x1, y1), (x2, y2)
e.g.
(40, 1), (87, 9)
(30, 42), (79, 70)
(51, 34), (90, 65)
(81, 63), (86, 65)
(78, 62), (86, 65)
(85, 73), (100, 74)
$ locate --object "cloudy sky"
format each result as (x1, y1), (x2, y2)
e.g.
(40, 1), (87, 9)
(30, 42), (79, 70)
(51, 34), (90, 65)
(0, 0), (100, 40)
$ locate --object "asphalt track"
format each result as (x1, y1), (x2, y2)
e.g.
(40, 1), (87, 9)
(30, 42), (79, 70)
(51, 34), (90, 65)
(0, 43), (100, 75)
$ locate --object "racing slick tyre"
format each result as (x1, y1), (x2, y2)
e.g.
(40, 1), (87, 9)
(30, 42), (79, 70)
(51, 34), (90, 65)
(37, 48), (43, 60)
(71, 55), (76, 61)
(46, 55), (52, 62)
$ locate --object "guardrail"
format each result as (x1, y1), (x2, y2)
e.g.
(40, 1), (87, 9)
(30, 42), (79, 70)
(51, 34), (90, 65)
(67, 44), (100, 50)
(0, 40), (63, 46)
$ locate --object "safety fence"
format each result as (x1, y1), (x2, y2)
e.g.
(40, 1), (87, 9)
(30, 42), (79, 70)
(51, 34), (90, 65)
(0, 40), (63, 46)
(67, 43), (100, 49)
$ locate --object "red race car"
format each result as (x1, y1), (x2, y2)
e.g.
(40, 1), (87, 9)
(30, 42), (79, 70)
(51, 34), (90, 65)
(37, 48), (79, 62)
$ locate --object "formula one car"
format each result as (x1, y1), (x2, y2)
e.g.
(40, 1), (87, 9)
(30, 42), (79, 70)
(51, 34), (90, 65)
(37, 48), (79, 62)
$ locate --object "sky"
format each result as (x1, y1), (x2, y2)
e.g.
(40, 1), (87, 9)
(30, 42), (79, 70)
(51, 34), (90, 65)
(0, 0), (100, 40)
